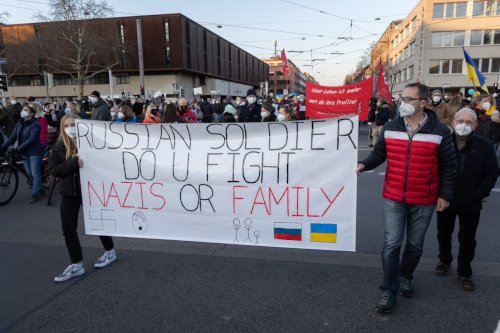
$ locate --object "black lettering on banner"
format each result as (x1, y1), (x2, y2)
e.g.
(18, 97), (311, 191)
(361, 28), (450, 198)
(170, 125), (192, 149)
(206, 153), (223, 182)
(281, 152), (295, 184)
(226, 124), (244, 152)
(243, 124), (260, 150)
(311, 120), (326, 150)
(122, 151), (139, 180)
(91, 122), (107, 150)
(337, 118), (356, 150)
(156, 125), (174, 150)
(172, 151), (190, 182)
(206, 124), (225, 149)
(242, 151), (261, 184)
(179, 184), (199, 211)
(291, 121), (304, 151)
(124, 123), (140, 150)
(76, 122), (91, 148)
(268, 123), (288, 151)
(227, 152), (240, 183)
(108, 123), (124, 149)
(140, 150), (156, 181)
(198, 184), (216, 212)
(142, 124), (154, 150)
(261, 152), (280, 183)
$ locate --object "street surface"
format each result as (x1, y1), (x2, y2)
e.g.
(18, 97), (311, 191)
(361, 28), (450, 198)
(1, 124), (499, 332)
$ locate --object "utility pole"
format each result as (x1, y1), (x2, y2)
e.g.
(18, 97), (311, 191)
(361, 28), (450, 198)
(108, 68), (113, 99)
(136, 19), (145, 99)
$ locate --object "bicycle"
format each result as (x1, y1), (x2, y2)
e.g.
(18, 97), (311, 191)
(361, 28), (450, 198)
(0, 149), (33, 205)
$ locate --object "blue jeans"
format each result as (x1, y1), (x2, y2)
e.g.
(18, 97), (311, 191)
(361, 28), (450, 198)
(23, 155), (42, 197)
(381, 199), (435, 294)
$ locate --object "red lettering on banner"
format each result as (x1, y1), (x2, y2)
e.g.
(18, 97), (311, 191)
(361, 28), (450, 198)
(105, 182), (122, 207)
(292, 186), (304, 217)
(250, 187), (270, 215)
(321, 186), (345, 217)
(88, 181), (105, 207)
(232, 185), (248, 214)
(136, 182), (148, 210)
(306, 187), (320, 217)
(268, 187), (289, 215)
(121, 181), (135, 208)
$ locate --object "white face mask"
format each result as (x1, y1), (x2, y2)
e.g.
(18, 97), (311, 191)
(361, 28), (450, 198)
(493, 93), (498, 98)
(20, 110), (30, 118)
(277, 114), (286, 122)
(482, 102), (491, 110)
(399, 101), (417, 117)
(64, 126), (77, 138)
(432, 96), (441, 103)
(111, 111), (117, 117)
(260, 111), (269, 119)
(11, 99), (17, 105)
(90, 97), (98, 104)
(118, 112), (125, 119)
(247, 97), (256, 104)
(454, 123), (473, 136)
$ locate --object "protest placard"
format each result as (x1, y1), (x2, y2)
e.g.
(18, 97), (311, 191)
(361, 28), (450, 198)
(306, 79), (373, 121)
(77, 117), (358, 251)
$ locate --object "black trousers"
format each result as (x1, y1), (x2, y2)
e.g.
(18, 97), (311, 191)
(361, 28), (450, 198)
(436, 209), (480, 278)
(61, 195), (114, 263)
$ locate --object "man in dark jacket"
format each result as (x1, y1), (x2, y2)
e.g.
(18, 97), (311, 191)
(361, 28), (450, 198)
(238, 89), (261, 122)
(435, 108), (499, 291)
(356, 83), (456, 313)
(5, 97), (23, 135)
(90, 90), (111, 121)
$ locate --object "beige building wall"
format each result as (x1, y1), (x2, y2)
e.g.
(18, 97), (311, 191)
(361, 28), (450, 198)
(374, 0), (500, 95)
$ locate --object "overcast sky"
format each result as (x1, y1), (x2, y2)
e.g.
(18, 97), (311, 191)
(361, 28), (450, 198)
(2, 0), (418, 86)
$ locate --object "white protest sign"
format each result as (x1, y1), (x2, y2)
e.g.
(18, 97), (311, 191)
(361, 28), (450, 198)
(76, 117), (358, 251)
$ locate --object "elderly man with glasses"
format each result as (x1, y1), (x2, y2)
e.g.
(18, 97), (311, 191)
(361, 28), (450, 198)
(356, 82), (457, 313)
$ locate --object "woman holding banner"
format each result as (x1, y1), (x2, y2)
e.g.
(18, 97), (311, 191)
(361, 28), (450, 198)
(49, 114), (117, 283)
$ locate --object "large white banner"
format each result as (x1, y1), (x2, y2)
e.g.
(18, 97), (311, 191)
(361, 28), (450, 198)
(77, 116), (358, 251)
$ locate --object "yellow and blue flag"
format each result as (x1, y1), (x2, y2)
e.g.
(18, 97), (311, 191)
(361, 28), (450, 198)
(463, 47), (489, 93)
(310, 223), (337, 243)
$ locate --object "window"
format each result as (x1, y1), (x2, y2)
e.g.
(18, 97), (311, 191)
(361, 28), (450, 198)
(495, 30), (500, 44)
(408, 65), (414, 80)
(485, 1), (495, 15)
(115, 75), (130, 84)
(404, 24), (409, 38)
(446, 3), (454, 17)
(429, 60), (440, 74)
(484, 30), (493, 44)
(456, 2), (467, 16)
(410, 41), (416, 55)
(497, 0), (500, 14)
(433, 3), (444, 18)
(411, 17), (417, 31)
(470, 30), (482, 45)
(432, 31), (465, 47)
(492, 58), (500, 72)
(165, 46), (171, 65)
(451, 59), (463, 73)
(442, 60), (451, 73)
(481, 58), (490, 72)
(164, 21), (170, 43)
(473, 1), (485, 15)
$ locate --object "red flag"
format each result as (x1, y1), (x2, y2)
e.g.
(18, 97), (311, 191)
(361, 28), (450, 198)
(377, 60), (393, 104)
(281, 49), (289, 76)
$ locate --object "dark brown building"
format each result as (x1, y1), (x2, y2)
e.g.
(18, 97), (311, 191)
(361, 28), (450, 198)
(0, 13), (268, 100)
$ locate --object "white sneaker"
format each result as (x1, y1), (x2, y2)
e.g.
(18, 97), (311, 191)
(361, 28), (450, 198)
(94, 249), (117, 268)
(54, 263), (85, 283)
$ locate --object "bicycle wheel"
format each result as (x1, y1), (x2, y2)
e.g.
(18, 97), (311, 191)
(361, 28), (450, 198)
(0, 165), (19, 206)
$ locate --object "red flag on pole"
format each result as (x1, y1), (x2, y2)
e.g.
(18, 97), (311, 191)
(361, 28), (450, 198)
(377, 60), (393, 104)
(281, 49), (289, 76)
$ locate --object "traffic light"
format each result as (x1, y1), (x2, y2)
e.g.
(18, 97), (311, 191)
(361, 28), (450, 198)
(140, 85), (144, 96)
(0, 74), (7, 92)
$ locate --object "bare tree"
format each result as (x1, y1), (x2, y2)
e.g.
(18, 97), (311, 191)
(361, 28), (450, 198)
(34, 0), (124, 99)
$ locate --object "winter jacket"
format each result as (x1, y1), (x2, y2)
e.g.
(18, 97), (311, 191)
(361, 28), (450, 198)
(360, 109), (456, 205)
(37, 117), (48, 146)
(448, 133), (499, 211)
(427, 101), (454, 126)
(375, 105), (391, 126)
(239, 103), (262, 122)
(143, 114), (161, 123)
(49, 139), (80, 198)
(115, 117), (137, 123)
(472, 106), (500, 143)
(91, 99), (111, 121)
(1, 118), (43, 157)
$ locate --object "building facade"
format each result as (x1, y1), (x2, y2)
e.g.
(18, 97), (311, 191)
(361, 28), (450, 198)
(0, 13), (268, 101)
(372, 0), (500, 96)
(263, 56), (315, 96)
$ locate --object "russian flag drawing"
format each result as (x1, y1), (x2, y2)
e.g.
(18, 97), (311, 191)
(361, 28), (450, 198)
(310, 223), (337, 243)
(274, 222), (302, 241)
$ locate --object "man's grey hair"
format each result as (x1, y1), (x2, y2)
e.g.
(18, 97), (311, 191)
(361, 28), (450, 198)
(455, 107), (477, 123)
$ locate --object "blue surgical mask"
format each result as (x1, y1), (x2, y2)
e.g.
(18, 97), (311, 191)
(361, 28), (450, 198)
(64, 108), (71, 115)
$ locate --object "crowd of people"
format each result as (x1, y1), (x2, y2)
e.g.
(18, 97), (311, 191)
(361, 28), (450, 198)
(0, 84), (499, 303)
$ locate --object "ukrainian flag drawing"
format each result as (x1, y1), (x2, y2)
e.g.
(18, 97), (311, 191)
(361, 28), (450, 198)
(310, 223), (337, 243)
(463, 47), (489, 93)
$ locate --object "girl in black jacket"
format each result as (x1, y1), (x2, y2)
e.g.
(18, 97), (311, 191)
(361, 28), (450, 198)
(49, 114), (117, 283)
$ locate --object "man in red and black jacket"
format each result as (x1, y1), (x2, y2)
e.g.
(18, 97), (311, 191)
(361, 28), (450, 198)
(356, 82), (456, 313)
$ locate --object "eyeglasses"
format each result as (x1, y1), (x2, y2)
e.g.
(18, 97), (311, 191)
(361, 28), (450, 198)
(399, 97), (421, 103)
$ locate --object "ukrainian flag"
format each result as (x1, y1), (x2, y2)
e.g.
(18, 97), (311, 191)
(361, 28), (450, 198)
(463, 47), (489, 93)
(310, 223), (337, 243)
